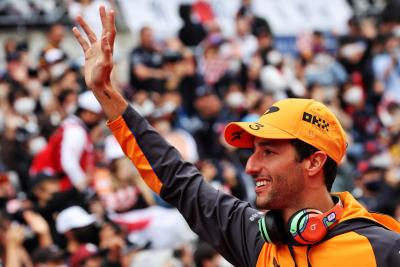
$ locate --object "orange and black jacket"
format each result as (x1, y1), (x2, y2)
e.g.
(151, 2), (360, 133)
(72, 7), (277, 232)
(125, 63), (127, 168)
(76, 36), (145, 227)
(108, 105), (400, 267)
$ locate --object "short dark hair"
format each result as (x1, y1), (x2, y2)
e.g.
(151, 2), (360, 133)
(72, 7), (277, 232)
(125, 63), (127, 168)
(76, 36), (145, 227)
(290, 139), (337, 191)
(194, 242), (218, 267)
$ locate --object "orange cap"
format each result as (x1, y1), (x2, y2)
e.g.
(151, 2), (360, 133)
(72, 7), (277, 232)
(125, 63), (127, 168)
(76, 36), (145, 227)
(224, 98), (347, 163)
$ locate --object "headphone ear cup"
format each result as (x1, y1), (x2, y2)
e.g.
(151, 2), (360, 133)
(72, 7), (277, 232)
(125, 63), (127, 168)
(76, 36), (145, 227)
(259, 210), (287, 244)
(288, 209), (327, 245)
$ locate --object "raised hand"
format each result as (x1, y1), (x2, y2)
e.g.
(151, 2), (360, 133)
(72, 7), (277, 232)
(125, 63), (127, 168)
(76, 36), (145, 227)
(23, 210), (53, 247)
(73, 6), (116, 92)
(72, 6), (127, 120)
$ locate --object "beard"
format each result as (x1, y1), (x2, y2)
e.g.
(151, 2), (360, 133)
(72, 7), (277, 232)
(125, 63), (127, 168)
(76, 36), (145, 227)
(84, 121), (100, 130)
(256, 173), (305, 211)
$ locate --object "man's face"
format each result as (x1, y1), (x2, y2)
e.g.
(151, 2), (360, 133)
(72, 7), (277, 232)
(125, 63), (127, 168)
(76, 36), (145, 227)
(245, 138), (306, 210)
(81, 110), (103, 129)
(141, 28), (154, 49)
(34, 180), (60, 205)
(49, 25), (65, 46)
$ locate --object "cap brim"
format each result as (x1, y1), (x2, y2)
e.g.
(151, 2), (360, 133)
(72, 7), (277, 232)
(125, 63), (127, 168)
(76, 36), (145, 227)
(224, 122), (296, 148)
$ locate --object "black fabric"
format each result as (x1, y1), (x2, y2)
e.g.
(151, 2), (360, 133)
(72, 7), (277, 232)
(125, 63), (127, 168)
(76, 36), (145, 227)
(356, 226), (400, 267)
(128, 47), (164, 93)
(121, 105), (264, 267)
(263, 211), (287, 244)
(320, 218), (385, 242)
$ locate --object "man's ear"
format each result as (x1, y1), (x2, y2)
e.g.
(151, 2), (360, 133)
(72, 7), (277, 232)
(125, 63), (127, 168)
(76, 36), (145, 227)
(304, 151), (327, 177)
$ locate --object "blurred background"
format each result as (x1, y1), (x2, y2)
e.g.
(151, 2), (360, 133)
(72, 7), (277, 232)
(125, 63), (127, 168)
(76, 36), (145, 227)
(0, 0), (399, 266)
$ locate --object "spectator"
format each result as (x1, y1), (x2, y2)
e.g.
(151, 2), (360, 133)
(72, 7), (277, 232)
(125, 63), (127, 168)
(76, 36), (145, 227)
(95, 134), (155, 213)
(0, 214), (33, 267)
(30, 91), (103, 192)
(372, 32), (400, 103)
(231, 15), (258, 66)
(55, 206), (99, 253)
(237, 0), (272, 37)
(128, 26), (166, 95)
(193, 242), (221, 267)
(178, 4), (207, 48)
(39, 24), (68, 69)
(31, 245), (66, 267)
(70, 243), (103, 267)
(1, 84), (39, 192)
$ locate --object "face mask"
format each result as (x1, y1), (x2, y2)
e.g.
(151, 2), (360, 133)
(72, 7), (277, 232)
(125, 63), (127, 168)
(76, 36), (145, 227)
(226, 92), (245, 109)
(50, 63), (67, 79)
(13, 97), (35, 115)
(343, 86), (363, 105)
(132, 99), (155, 117)
(28, 136), (47, 156)
(65, 104), (77, 115)
(267, 50), (283, 66)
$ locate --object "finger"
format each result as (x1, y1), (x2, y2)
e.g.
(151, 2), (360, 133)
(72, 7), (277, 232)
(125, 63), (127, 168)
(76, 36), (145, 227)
(102, 34), (112, 64)
(100, 5), (108, 39)
(72, 27), (90, 52)
(76, 16), (98, 44)
(108, 9), (116, 52)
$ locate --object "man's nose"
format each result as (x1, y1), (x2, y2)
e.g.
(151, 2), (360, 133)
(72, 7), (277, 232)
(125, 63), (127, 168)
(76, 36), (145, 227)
(245, 153), (260, 175)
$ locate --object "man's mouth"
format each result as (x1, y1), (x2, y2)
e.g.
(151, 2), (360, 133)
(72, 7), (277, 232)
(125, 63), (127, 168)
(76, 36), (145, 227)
(254, 178), (271, 194)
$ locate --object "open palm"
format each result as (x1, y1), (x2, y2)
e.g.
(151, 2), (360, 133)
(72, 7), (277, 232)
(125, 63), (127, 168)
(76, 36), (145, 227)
(73, 6), (116, 91)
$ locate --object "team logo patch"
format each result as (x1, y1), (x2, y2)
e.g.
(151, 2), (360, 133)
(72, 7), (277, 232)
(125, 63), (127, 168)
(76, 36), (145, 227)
(302, 112), (329, 131)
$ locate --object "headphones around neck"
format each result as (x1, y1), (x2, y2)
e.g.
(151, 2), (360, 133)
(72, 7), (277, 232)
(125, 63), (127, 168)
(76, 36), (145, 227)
(258, 195), (343, 245)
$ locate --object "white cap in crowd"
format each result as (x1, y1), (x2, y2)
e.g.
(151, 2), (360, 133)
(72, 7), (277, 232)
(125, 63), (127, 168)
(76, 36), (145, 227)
(56, 206), (97, 234)
(77, 91), (102, 114)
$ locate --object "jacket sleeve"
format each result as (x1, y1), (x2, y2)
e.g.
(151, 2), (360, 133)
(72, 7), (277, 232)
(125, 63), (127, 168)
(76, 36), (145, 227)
(107, 105), (265, 267)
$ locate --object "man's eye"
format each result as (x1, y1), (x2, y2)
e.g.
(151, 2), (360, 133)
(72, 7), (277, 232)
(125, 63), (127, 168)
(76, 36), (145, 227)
(263, 150), (273, 156)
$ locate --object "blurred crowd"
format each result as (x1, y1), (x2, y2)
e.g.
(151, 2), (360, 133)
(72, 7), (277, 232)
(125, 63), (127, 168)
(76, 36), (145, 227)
(0, 0), (400, 266)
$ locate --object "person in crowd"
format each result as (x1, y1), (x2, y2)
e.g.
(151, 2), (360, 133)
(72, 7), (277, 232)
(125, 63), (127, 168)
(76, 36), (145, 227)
(30, 91), (103, 192)
(39, 24), (68, 69)
(193, 242), (222, 267)
(55, 206), (99, 252)
(128, 26), (166, 95)
(96, 134), (155, 213)
(31, 244), (67, 267)
(72, 7), (400, 267)
(1, 85), (39, 192)
(178, 4), (207, 48)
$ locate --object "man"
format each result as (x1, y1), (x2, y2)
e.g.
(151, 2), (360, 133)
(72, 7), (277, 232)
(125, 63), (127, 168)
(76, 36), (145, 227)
(55, 206), (98, 252)
(73, 7), (400, 267)
(39, 23), (68, 69)
(128, 26), (166, 94)
(32, 245), (66, 267)
(194, 242), (223, 267)
(30, 91), (103, 191)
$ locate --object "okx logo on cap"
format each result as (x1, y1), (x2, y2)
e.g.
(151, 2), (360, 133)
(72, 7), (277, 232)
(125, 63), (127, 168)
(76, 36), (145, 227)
(224, 98), (347, 163)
